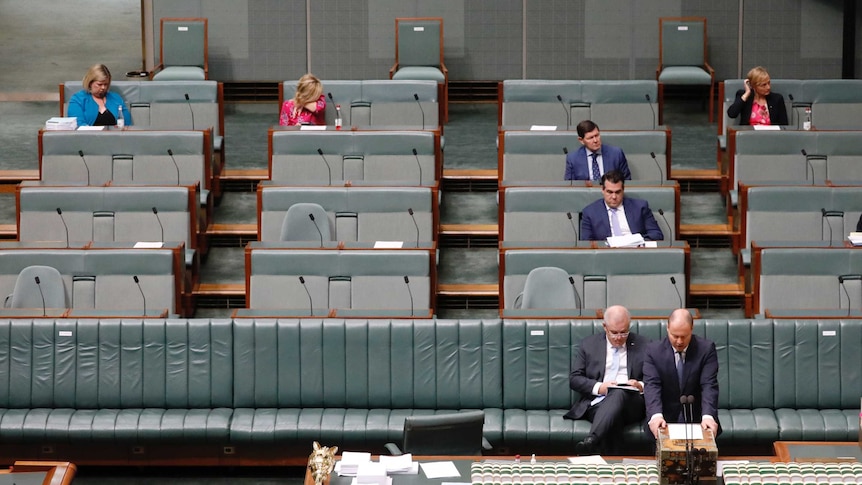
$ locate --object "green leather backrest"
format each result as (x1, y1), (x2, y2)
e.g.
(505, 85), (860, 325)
(232, 319), (503, 409)
(397, 19), (443, 67)
(0, 319), (233, 409)
(661, 19), (706, 67)
(702, 319), (774, 409)
(773, 320), (862, 409)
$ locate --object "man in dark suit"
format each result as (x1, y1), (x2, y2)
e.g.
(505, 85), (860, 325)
(580, 170), (663, 241)
(643, 309), (720, 439)
(565, 120), (632, 181)
(564, 305), (651, 454)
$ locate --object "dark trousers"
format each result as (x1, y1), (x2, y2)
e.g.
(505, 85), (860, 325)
(582, 389), (645, 451)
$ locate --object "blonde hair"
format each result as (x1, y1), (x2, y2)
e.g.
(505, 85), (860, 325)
(746, 66), (771, 86)
(293, 73), (323, 107)
(82, 64), (112, 91)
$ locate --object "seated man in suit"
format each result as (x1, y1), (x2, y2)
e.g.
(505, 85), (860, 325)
(564, 305), (651, 455)
(565, 120), (631, 181)
(643, 309), (721, 440)
(580, 170), (663, 241)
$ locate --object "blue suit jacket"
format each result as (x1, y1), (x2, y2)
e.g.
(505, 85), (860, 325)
(565, 145), (631, 181)
(642, 335), (720, 432)
(579, 197), (663, 241)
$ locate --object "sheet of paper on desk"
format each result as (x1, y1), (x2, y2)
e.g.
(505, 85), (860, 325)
(420, 461), (461, 479)
(336, 451), (373, 476)
(379, 454), (418, 474)
(568, 455), (608, 464)
(667, 423), (703, 440)
(752, 125), (780, 130)
(351, 477), (392, 485)
(134, 242), (165, 248)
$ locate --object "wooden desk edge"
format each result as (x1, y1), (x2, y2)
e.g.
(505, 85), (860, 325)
(6, 461), (77, 485)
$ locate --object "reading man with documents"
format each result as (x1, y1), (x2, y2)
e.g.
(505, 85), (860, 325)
(564, 305), (651, 455)
(579, 170), (663, 243)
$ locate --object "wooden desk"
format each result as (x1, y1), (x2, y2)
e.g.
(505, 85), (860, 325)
(773, 441), (862, 462)
(0, 461), (76, 485)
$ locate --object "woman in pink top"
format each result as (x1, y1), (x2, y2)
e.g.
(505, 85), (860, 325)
(727, 66), (788, 126)
(279, 73), (326, 126)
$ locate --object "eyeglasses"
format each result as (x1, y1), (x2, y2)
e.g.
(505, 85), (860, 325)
(603, 325), (629, 338)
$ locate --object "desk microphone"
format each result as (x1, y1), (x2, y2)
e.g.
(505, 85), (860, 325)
(566, 212), (579, 246)
(645, 94), (657, 130)
(167, 149), (181, 185)
(412, 148), (423, 185)
(56, 208), (70, 247)
(299, 276), (313, 316)
(308, 213), (324, 247)
(650, 151), (664, 185)
(408, 208), (420, 248)
(413, 93), (425, 130)
(801, 149), (814, 185)
(657, 208), (673, 244)
(404, 276), (414, 317)
(316, 148), (333, 185)
(152, 207), (165, 242)
(556, 95), (571, 130)
(567, 276), (582, 317)
(327, 92), (338, 118)
(184, 93), (195, 130)
(77, 150), (91, 185)
(680, 395), (693, 484)
(821, 208), (834, 247)
(34, 276), (47, 317)
(133, 275), (147, 317)
(838, 275), (860, 317)
(670, 276), (683, 309)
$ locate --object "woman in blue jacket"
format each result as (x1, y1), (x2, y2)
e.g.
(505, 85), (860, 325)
(67, 64), (131, 127)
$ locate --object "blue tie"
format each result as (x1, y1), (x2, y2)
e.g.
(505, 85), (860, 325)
(676, 351), (685, 389)
(610, 208), (623, 237)
(591, 153), (601, 180)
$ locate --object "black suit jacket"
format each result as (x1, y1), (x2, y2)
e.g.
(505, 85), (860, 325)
(643, 335), (720, 427)
(727, 90), (789, 126)
(564, 331), (651, 420)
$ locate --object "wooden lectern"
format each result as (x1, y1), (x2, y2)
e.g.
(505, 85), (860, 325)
(657, 426), (717, 485)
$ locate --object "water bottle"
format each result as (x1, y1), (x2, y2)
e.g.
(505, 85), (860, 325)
(116, 105), (125, 129)
(803, 107), (811, 131)
(335, 104), (342, 130)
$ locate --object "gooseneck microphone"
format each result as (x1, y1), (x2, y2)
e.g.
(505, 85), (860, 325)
(680, 395), (693, 485)
(34, 276), (47, 317)
(556, 95), (571, 130)
(152, 207), (165, 242)
(821, 208), (833, 247)
(308, 213), (324, 248)
(327, 92), (337, 116)
(645, 94), (657, 130)
(801, 149), (814, 185)
(316, 148), (333, 185)
(77, 150), (91, 185)
(566, 212), (579, 246)
(568, 276), (582, 317)
(167, 149), (181, 185)
(408, 208), (420, 248)
(184, 93), (195, 130)
(670, 276), (683, 308)
(133, 275), (147, 316)
(56, 208), (70, 247)
(299, 276), (313, 316)
(404, 276), (414, 317)
(412, 148), (423, 185)
(650, 151), (663, 185)
(657, 209), (672, 244)
(413, 93), (425, 130)
(838, 276), (852, 317)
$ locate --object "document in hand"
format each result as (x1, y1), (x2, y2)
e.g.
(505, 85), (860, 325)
(606, 234), (645, 248)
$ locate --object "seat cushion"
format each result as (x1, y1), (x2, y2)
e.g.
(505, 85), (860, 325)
(716, 408), (779, 445)
(658, 66), (712, 85)
(775, 408), (862, 441)
(393, 67), (445, 83)
(153, 66), (206, 81)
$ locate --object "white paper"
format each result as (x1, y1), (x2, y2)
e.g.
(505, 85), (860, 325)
(77, 125), (107, 131)
(644, 241), (658, 248)
(530, 125), (558, 131)
(300, 125), (327, 130)
(374, 241), (404, 248)
(667, 423), (703, 440)
(752, 125), (780, 131)
(420, 461), (461, 479)
(379, 454), (416, 473)
(568, 455), (608, 464)
(133, 242), (165, 248)
(350, 478), (392, 485)
(606, 234), (645, 248)
(356, 462), (388, 485)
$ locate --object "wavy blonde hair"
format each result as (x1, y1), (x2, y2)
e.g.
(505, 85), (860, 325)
(293, 73), (323, 108)
(82, 64), (112, 91)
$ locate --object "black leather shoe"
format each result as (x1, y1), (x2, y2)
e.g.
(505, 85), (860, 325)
(576, 436), (597, 455)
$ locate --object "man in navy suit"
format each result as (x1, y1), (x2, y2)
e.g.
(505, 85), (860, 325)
(565, 120), (631, 181)
(564, 305), (651, 454)
(643, 309), (720, 439)
(580, 170), (663, 241)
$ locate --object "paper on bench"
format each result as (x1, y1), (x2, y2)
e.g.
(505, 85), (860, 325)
(379, 454), (418, 474)
(606, 234), (645, 248)
(374, 241), (404, 248)
(134, 242), (165, 248)
(420, 461), (460, 479)
(530, 125), (558, 131)
(667, 423), (703, 440)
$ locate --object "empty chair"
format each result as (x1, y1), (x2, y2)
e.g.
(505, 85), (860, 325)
(390, 17), (448, 123)
(385, 410), (490, 456)
(657, 17), (714, 122)
(4, 265), (66, 309)
(152, 18), (208, 80)
(515, 266), (578, 310)
(280, 203), (332, 243)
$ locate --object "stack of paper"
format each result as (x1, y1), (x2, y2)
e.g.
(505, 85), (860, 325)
(335, 451), (372, 476)
(355, 462), (390, 485)
(379, 454), (418, 474)
(849, 232), (862, 246)
(45, 117), (77, 131)
(606, 234), (645, 248)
